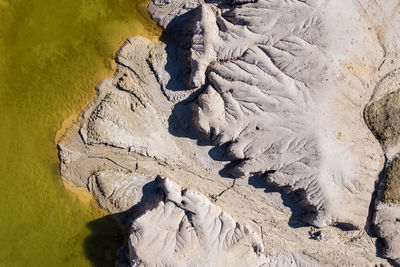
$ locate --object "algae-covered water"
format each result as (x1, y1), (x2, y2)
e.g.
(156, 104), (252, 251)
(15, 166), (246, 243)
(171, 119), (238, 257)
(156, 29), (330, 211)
(0, 0), (159, 266)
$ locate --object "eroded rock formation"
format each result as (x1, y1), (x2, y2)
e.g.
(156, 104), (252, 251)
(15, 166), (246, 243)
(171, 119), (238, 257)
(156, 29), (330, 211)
(58, 0), (400, 265)
(128, 177), (269, 266)
(150, 0), (386, 229)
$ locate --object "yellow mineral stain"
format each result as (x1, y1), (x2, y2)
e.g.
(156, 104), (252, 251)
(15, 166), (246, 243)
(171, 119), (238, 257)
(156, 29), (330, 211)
(62, 180), (99, 205)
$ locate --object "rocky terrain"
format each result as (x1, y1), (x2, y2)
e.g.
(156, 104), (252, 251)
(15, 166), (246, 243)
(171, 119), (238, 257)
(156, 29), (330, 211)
(366, 66), (400, 265)
(58, 0), (400, 266)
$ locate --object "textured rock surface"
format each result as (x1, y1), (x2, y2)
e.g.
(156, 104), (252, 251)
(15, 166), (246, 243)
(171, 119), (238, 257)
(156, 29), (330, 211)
(58, 36), (387, 266)
(150, 0), (386, 228)
(57, 0), (400, 266)
(374, 201), (400, 266)
(365, 68), (400, 158)
(366, 67), (400, 265)
(129, 177), (326, 266)
(88, 169), (158, 214)
(129, 177), (268, 266)
(383, 156), (400, 204)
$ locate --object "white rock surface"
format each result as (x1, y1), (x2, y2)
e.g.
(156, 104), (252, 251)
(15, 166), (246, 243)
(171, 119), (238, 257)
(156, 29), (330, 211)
(150, 0), (388, 228)
(129, 177), (268, 266)
(56, 0), (400, 265)
(129, 177), (324, 267)
(88, 169), (158, 214)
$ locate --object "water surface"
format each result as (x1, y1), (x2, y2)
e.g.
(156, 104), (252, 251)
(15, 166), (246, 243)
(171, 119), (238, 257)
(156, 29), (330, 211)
(0, 0), (159, 266)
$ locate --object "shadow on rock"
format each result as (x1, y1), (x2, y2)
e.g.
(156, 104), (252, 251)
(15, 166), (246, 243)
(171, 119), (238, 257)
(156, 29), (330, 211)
(248, 174), (310, 229)
(84, 178), (164, 266)
(84, 215), (125, 267)
(366, 160), (397, 263)
(152, 0), (356, 235)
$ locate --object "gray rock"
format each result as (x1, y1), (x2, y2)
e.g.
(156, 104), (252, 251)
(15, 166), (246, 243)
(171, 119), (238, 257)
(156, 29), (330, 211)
(374, 202), (400, 266)
(129, 177), (323, 266)
(365, 69), (400, 265)
(365, 68), (400, 155)
(365, 59), (400, 265)
(57, 34), (388, 266)
(150, 0), (387, 228)
(88, 169), (159, 214)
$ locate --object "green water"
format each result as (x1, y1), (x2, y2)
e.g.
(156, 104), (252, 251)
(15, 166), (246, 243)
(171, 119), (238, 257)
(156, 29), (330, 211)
(0, 0), (159, 266)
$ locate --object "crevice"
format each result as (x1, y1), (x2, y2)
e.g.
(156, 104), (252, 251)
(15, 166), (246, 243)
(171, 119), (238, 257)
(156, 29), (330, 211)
(87, 155), (133, 173)
(211, 179), (236, 202)
(146, 55), (171, 101)
(251, 219), (265, 244)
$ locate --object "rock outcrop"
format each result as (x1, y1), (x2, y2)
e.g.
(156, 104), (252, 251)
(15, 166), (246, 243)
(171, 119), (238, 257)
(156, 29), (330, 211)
(129, 177), (268, 266)
(57, 0), (400, 265)
(366, 66), (400, 266)
(150, 0), (386, 228)
(374, 201), (400, 265)
(129, 177), (326, 266)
